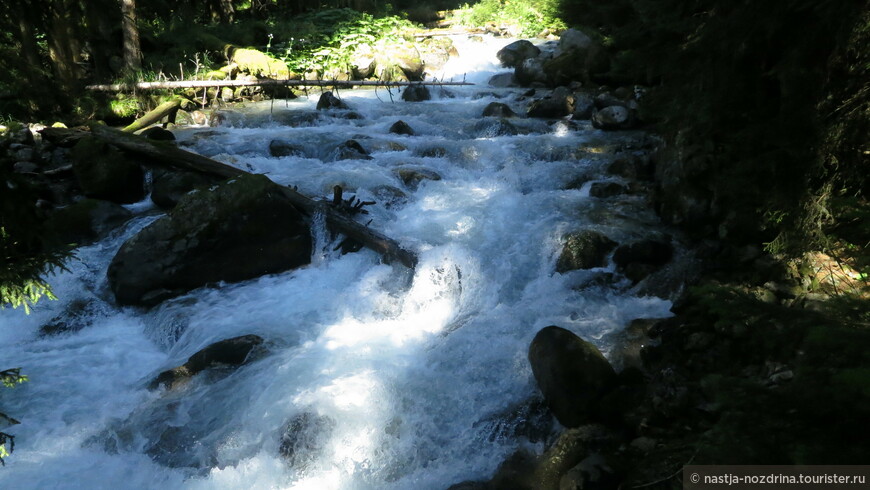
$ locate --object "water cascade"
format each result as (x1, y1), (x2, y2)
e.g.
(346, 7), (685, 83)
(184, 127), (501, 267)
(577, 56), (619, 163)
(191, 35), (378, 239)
(0, 35), (673, 489)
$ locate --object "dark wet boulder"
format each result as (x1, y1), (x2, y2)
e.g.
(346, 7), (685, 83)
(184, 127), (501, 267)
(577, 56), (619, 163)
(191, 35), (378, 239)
(140, 126), (175, 141)
(150, 167), (221, 209)
(471, 118), (519, 137)
(528, 326), (618, 427)
(389, 120), (415, 136)
(593, 92), (628, 110)
(488, 72), (517, 87)
(497, 40), (541, 68)
(515, 57), (548, 86)
(39, 298), (102, 336)
(612, 238), (674, 283)
(108, 174), (312, 306)
(607, 154), (653, 181)
(371, 184), (409, 209)
(279, 412), (336, 468)
(269, 139), (305, 157)
(70, 136), (145, 204)
(45, 198), (133, 248)
(544, 28), (608, 86)
(556, 230), (617, 272)
(396, 167), (442, 190)
(589, 182), (628, 198)
(335, 139), (372, 160)
(591, 106), (635, 130)
(527, 87), (575, 119)
(316, 91), (349, 110)
(150, 334), (265, 390)
(473, 397), (553, 444)
(416, 146), (447, 158)
(559, 28), (594, 53)
(402, 84), (431, 102)
(571, 94), (595, 120)
(482, 102), (517, 118)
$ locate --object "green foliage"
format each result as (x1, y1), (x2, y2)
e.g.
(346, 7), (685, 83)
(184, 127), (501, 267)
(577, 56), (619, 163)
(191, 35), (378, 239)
(275, 9), (415, 75)
(0, 368), (28, 389)
(674, 282), (870, 464)
(1, 147), (70, 313)
(455, 0), (565, 36)
(557, 0), (868, 254)
(0, 368), (27, 466)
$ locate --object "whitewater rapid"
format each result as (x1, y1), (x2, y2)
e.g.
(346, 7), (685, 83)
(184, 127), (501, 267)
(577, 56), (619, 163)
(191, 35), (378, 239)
(0, 35), (671, 489)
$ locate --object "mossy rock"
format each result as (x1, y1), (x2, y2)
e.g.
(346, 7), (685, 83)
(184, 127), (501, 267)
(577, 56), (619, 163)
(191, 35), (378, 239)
(229, 47), (292, 79)
(528, 326), (618, 427)
(107, 174), (312, 306)
(556, 230), (617, 272)
(70, 136), (145, 204)
(151, 167), (222, 209)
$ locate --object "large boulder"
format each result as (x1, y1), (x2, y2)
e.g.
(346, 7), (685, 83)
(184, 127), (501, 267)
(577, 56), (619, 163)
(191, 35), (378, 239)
(482, 102), (517, 118)
(107, 174), (312, 306)
(316, 91), (349, 110)
(389, 120), (415, 136)
(544, 29), (608, 86)
(150, 334), (265, 390)
(528, 326), (618, 427)
(571, 94), (596, 120)
(591, 106), (633, 130)
(335, 139), (372, 160)
(350, 43), (376, 79)
(384, 42), (425, 81)
(150, 167), (221, 209)
(419, 37), (456, 76)
(612, 238), (673, 283)
(269, 139), (306, 158)
(396, 166), (442, 190)
(488, 72), (518, 88)
(515, 57), (548, 86)
(556, 230), (617, 272)
(527, 87), (575, 119)
(471, 118), (519, 137)
(70, 136), (145, 204)
(558, 28), (594, 53)
(497, 40), (541, 68)
(45, 199), (133, 248)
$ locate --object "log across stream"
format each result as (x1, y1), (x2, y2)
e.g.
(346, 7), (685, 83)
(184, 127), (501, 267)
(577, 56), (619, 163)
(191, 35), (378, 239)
(0, 34), (673, 489)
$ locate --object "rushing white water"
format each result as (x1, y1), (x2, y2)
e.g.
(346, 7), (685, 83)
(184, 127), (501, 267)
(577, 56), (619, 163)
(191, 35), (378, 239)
(0, 35), (672, 489)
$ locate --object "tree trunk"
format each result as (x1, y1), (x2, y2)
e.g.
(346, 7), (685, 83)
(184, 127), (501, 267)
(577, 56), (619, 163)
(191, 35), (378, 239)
(85, 0), (118, 81)
(120, 0), (142, 72)
(78, 125), (418, 268)
(122, 98), (190, 133)
(47, 0), (84, 90)
(85, 79), (474, 91)
(17, 8), (42, 69)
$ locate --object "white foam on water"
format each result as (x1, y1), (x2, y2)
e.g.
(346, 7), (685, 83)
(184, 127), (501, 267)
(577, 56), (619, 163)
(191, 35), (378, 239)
(0, 34), (671, 489)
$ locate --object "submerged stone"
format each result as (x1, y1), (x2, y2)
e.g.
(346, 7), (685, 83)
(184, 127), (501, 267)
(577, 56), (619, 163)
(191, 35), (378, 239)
(150, 334), (265, 390)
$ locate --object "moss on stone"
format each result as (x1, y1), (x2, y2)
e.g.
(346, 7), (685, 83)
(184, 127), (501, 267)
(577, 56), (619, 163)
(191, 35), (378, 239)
(230, 48), (291, 79)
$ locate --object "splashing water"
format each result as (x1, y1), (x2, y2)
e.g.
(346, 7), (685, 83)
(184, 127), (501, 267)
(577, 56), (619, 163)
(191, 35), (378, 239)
(0, 35), (672, 489)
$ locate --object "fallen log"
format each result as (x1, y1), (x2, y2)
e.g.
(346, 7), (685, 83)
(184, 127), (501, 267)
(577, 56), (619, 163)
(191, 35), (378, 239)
(123, 97), (193, 133)
(83, 124), (418, 268)
(86, 79), (474, 92)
